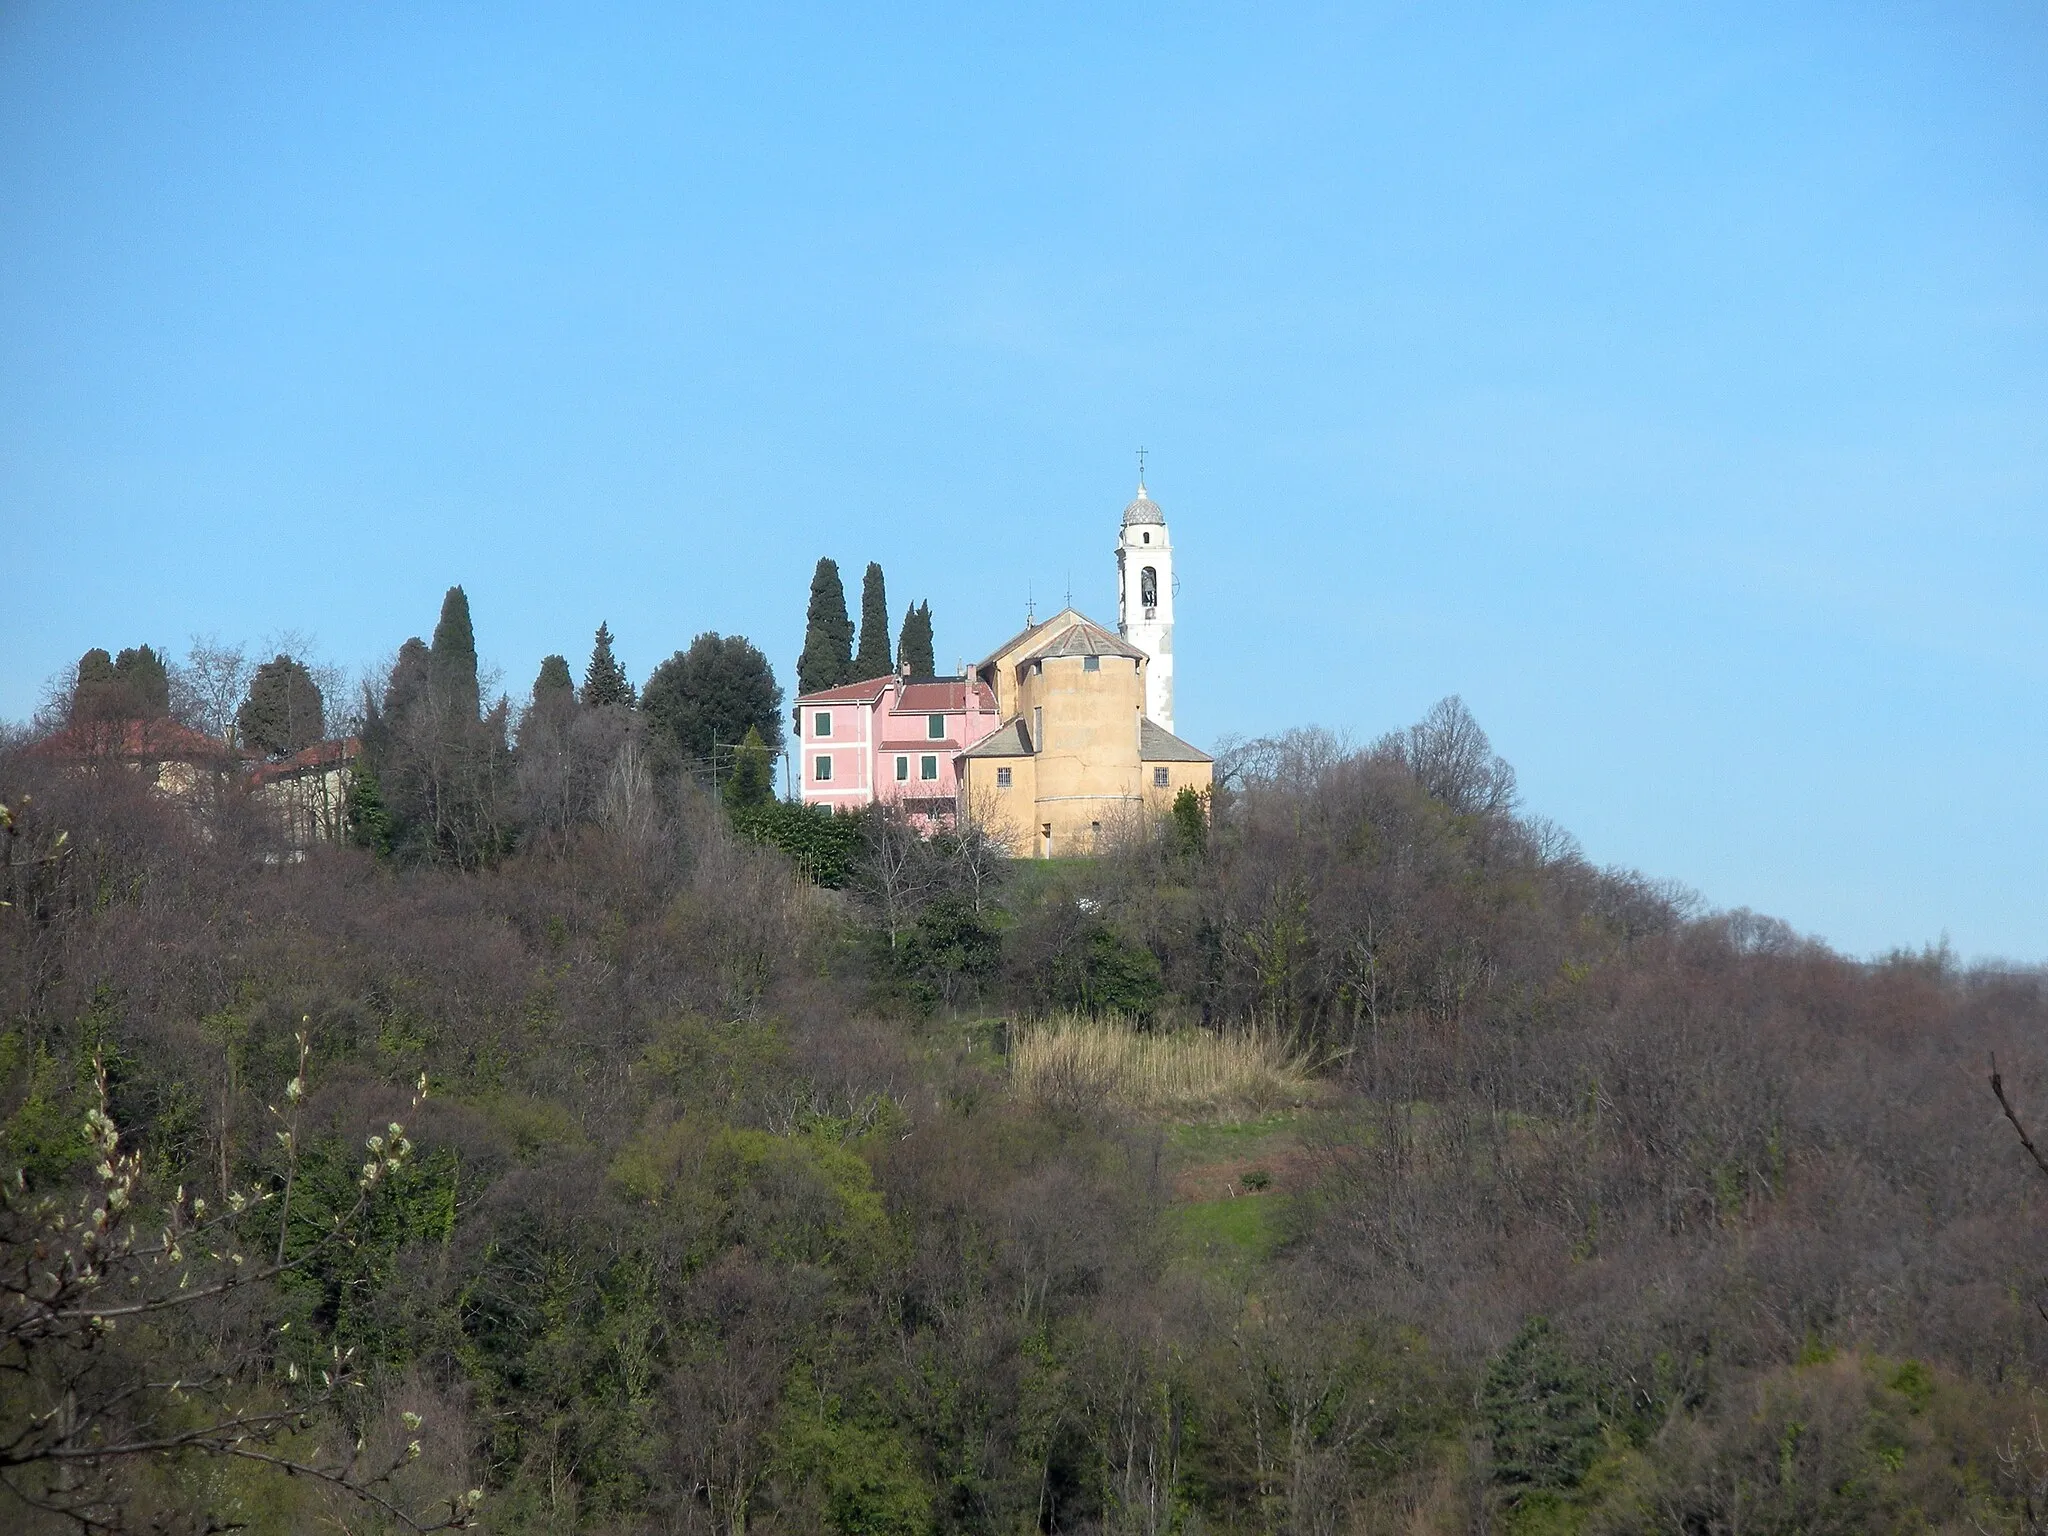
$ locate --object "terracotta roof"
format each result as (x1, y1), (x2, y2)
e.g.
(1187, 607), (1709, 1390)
(795, 674), (895, 705)
(957, 720), (1034, 758)
(247, 738), (361, 786)
(1139, 718), (1210, 763)
(895, 679), (995, 713)
(33, 717), (233, 763)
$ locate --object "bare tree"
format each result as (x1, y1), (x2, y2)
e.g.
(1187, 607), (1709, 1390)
(169, 634), (253, 744)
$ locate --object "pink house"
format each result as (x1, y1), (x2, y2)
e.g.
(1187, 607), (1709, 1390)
(794, 667), (1000, 825)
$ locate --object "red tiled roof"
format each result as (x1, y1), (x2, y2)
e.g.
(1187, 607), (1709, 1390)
(247, 737), (361, 786)
(895, 679), (995, 712)
(33, 717), (233, 763)
(795, 675), (895, 705)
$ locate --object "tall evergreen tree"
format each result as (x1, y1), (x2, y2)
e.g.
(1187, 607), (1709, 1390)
(797, 558), (854, 695)
(532, 654), (575, 703)
(722, 725), (775, 810)
(1480, 1317), (1602, 1500)
(429, 586), (481, 720)
(853, 562), (893, 680)
(237, 655), (326, 757)
(582, 623), (636, 709)
(111, 646), (172, 717)
(897, 601), (935, 677)
(383, 638), (431, 718)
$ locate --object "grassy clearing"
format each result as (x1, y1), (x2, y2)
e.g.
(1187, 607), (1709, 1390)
(1170, 1194), (1285, 1259)
(1009, 1015), (1315, 1118)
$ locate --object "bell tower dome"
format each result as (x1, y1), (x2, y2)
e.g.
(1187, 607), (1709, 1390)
(1115, 464), (1175, 731)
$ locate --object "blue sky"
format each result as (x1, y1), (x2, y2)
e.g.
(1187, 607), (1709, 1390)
(3, 3), (2043, 959)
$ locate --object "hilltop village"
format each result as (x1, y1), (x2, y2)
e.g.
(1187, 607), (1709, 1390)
(793, 478), (1211, 857)
(26, 478), (1208, 864)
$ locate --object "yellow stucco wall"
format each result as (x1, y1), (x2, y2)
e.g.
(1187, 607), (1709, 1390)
(966, 616), (1211, 858)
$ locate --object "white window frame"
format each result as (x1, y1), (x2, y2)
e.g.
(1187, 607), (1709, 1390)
(920, 754), (938, 781)
(814, 755), (833, 782)
(813, 711), (832, 738)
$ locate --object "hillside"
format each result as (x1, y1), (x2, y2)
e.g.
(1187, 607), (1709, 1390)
(4, 699), (2047, 1535)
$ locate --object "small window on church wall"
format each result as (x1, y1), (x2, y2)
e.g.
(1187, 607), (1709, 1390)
(1140, 567), (1158, 607)
(1083, 655), (1100, 672)
(1142, 531), (1151, 544)
(996, 767), (1012, 788)
(1154, 767), (1170, 788)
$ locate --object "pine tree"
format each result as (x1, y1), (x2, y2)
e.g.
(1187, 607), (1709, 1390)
(853, 562), (893, 680)
(582, 623), (636, 709)
(797, 558), (855, 696)
(1480, 1318), (1602, 1499)
(532, 654), (575, 703)
(722, 725), (775, 811)
(429, 586), (481, 720)
(897, 601), (935, 677)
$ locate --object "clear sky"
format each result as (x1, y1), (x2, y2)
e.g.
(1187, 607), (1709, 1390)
(2, 3), (2043, 960)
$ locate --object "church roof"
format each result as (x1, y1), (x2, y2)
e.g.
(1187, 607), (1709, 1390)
(958, 719), (1034, 758)
(1121, 482), (1165, 527)
(1139, 718), (1210, 763)
(977, 609), (1145, 674)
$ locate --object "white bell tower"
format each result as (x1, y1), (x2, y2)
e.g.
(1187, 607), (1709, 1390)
(1115, 458), (1175, 731)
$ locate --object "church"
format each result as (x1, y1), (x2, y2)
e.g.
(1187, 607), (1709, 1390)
(793, 475), (1212, 856)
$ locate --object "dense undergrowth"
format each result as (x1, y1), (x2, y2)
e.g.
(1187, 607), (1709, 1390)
(5, 703), (2048, 1534)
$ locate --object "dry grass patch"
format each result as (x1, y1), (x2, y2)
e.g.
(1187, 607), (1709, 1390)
(1010, 1015), (1315, 1118)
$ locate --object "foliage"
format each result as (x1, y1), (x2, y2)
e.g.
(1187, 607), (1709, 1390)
(798, 558), (854, 696)
(643, 631), (786, 767)
(429, 585), (481, 721)
(581, 621), (636, 709)
(731, 798), (863, 886)
(9, 690), (2048, 1536)
(896, 599), (934, 678)
(70, 644), (172, 722)
(723, 725), (776, 811)
(531, 653), (574, 702)
(1482, 1317), (1603, 1500)
(1171, 784), (1207, 859)
(854, 561), (893, 682)
(238, 652), (327, 757)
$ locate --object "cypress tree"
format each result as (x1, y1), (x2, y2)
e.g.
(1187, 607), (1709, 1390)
(533, 654), (575, 703)
(897, 600), (935, 677)
(112, 646), (172, 717)
(238, 655), (326, 757)
(383, 638), (431, 718)
(582, 623), (636, 708)
(429, 586), (481, 719)
(853, 561), (893, 681)
(797, 558), (855, 696)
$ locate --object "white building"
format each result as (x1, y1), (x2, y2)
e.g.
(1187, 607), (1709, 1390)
(1114, 476), (1176, 732)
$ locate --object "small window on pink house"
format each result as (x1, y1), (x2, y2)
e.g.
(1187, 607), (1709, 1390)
(813, 711), (832, 737)
(814, 756), (832, 782)
(920, 755), (938, 781)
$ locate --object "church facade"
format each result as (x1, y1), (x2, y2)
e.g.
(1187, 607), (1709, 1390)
(794, 475), (1211, 856)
